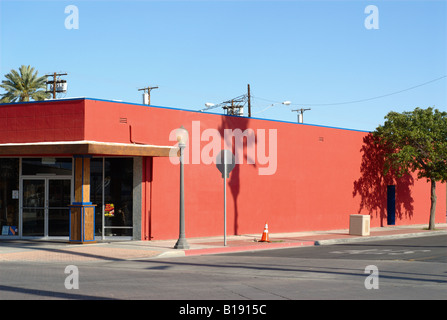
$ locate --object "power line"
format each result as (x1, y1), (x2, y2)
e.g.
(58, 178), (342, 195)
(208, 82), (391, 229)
(253, 75), (447, 107)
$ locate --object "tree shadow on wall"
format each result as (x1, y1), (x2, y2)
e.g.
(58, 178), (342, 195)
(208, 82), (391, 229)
(218, 115), (257, 235)
(352, 133), (414, 226)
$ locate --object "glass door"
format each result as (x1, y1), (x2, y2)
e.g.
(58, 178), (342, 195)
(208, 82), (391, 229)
(48, 179), (71, 236)
(22, 179), (45, 237)
(21, 177), (72, 238)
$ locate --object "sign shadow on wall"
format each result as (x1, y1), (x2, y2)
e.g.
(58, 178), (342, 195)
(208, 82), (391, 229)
(218, 116), (257, 235)
(352, 133), (414, 226)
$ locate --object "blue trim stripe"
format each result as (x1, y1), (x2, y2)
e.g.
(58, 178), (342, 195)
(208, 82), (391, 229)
(1, 97), (370, 133)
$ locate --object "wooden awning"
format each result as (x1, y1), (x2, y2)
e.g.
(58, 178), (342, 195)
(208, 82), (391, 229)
(0, 140), (178, 157)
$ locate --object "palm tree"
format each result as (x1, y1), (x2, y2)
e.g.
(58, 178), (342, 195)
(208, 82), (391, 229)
(0, 65), (50, 103)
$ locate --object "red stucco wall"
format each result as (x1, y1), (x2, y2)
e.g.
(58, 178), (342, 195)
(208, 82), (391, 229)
(82, 99), (446, 240)
(0, 99), (85, 143)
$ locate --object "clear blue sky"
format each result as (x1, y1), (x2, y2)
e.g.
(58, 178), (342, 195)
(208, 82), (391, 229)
(1, 0), (446, 131)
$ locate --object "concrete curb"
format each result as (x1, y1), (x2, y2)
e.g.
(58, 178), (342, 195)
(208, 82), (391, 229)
(184, 240), (316, 257)
(147, 241), (317, 259)
(152, 250), (186, 259)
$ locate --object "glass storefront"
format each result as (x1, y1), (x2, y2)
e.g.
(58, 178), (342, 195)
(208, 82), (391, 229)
(20, 158), (73, 238)
(0, 159), (19, 236)
(91, 158), (133, 238)
(22, 179), (45, 237)
(0, 157), (134, 239)
(22, 158), (72, 176)
(21, 178), (71, 237)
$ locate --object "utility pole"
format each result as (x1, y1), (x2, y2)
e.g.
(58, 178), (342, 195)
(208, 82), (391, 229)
(139, 86), (159, 105)
(292, 108), (311, 123)
(247, 84), (251, 117)
(45, 72), (67, 99)
(222, 98), (244, 116)
(201, 87), (250, 116)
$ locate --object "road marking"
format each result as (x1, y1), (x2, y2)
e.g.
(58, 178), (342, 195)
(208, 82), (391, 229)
(407, 255), (443, 261)
(330, 249), (431, 255)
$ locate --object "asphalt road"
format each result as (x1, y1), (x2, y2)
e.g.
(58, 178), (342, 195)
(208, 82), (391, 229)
(225, 233), (447, 263)
(0, 234), (445, 307)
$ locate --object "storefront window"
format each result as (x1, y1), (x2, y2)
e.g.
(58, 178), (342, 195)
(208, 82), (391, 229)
(0, 159), (19, 236)
(90, 158), (133, 238)
(22, 158), (72, 175)
(91, 158), (104, 237)
(104, 158), (133, 236)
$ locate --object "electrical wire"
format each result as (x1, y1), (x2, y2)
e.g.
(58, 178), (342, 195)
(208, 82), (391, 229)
(252, 104), (276, 114)
(253, 75), (447, 107)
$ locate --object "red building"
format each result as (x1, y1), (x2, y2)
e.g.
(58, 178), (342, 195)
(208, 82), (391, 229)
(0, 98), (445, 240)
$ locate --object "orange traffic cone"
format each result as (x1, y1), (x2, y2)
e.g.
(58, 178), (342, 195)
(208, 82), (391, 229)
(259, 222), (270, 242)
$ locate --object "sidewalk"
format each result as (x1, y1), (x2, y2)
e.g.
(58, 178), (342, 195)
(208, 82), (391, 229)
(0, 224), (446, 263)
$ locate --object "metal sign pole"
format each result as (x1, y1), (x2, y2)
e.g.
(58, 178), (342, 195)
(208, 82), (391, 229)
(224, 150), (227, 246)
(216, 149), (234, 247)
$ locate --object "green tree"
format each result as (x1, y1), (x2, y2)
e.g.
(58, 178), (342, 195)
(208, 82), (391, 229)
(0, 65), (50, 103)
(373, 107), (447, 230)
